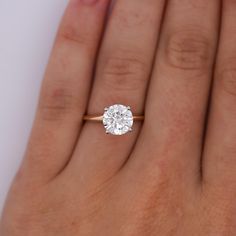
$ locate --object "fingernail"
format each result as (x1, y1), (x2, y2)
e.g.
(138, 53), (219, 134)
(81, 0), (99, 5)
(69, 0), (99, 7)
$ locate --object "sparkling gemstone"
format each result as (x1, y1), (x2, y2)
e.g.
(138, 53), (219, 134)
(103, 104), (134, 135)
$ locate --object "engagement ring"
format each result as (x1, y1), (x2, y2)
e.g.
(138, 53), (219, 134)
(84, 104), (144, 135)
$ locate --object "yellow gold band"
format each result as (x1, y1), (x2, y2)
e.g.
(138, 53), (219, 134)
(83, 115), (144, 122)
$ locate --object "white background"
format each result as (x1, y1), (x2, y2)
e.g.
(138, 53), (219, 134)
(0, 0), (69, 214)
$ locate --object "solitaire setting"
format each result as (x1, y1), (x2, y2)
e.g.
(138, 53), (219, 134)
(83, 104), (144, 136)
(103, 104), (133, 135)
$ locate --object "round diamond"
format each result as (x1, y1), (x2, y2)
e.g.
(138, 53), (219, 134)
(103, 104), (134, 135)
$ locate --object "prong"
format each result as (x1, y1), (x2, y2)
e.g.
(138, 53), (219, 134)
(129, 127), (132, 132)
(127, 106), (131, 110)
(104, 107), (108, 111)
(106, 130), (110, 134)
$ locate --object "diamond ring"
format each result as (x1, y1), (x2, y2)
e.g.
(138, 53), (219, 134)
(84, 104), (144, 135)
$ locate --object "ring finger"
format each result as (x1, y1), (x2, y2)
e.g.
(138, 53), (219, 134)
(66, 0), (166, 185)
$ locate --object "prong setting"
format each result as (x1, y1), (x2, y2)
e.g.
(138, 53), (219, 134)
(103, 104), (134, 135)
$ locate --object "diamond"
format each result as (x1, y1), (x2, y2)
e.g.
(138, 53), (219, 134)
(103, 104), (134, 135)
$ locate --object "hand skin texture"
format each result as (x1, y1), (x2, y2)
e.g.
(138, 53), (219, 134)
(1, 0), (236, 235)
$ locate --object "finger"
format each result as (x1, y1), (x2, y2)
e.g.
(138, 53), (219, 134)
(20, 0), (110, 183)
(203, 1), (236, 190)
(66, 0), (166, 185)
(129, 0), (220, 186)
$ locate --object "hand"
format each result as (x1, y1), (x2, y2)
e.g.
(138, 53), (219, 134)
(1, 0), (236, 235)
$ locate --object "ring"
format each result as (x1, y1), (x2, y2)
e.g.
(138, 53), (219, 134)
(84, 104), (144, 135)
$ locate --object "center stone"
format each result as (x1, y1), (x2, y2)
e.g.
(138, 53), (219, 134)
(103, 104), (134, 135)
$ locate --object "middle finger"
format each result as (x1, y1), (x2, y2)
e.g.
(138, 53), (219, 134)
(130, 0), (220, 187)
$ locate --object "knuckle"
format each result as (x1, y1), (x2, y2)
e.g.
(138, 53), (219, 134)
(39, 83), (79, 121)
(115, 8), (148, 29)
(164, 29), (210, 71)
(218, 59), (236, 97)
(57, 25), (93, 47)
(102, 51), (148, 91)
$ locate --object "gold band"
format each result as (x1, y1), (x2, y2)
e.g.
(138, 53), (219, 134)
(83, 115), (144, 122)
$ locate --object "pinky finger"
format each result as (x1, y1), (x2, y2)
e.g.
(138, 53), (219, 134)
(20, 0), (110, 184)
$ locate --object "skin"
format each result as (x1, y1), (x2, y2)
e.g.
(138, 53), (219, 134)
(1, 0), (236, 235)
